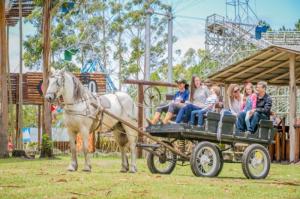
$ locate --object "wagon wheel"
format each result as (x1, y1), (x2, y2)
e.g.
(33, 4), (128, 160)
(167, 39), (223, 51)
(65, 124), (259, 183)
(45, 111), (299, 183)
(190, 141), (223, 177)
(147, 141), (177, 174)
(242, 144), (270, 179)
(144, 86), (161, 107)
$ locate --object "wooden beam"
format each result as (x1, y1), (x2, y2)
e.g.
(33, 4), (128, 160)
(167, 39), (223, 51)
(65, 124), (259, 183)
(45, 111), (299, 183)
(137, 85), (144, 158)
(123, 79), (177, 87)
(0, 0), (9, 158)
(248, 60), (290, 81)
(270, 67), (300, 83)
(226, 51), (286, 81)
(17, 0), (23, 149)
(41, 0), (52, 156)
(210, 49), (274, 79)
(289, 53), (297, 162)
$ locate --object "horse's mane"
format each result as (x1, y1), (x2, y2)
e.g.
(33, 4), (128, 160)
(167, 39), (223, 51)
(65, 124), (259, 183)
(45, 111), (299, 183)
(65, 71), (86, 101)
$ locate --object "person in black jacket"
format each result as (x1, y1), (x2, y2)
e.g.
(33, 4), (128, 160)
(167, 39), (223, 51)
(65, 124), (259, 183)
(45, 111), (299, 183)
(237, 81), (272, 134)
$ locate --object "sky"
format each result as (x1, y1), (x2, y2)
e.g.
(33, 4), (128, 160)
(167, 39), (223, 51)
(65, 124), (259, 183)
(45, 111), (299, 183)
(8, 0), (300, 73)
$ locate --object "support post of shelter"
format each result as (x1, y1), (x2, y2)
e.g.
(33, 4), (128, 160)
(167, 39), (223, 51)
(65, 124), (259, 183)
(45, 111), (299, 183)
(289, 53), (297, 162)
(137, 84), (144, 158)
(0, 0), (9, 158)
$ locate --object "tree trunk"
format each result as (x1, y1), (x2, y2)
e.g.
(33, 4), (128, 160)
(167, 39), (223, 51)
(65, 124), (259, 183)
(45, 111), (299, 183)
(40, 0), (53, 158)
(0, 1), (9, 158)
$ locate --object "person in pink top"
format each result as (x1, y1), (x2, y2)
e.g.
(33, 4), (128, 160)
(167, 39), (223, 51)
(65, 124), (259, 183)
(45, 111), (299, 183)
(242, 83), (257, 130)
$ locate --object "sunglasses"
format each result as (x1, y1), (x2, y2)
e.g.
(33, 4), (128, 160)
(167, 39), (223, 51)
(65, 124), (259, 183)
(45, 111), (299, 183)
(233, 89), (240, 93)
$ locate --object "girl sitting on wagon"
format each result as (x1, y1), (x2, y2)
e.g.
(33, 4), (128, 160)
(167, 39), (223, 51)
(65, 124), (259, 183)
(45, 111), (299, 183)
(190, 86), (220, 127)
(241, 82), (257, 131)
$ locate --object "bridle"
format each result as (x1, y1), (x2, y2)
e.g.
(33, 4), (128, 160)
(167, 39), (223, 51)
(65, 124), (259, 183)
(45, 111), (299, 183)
(46, 72), (65, 103)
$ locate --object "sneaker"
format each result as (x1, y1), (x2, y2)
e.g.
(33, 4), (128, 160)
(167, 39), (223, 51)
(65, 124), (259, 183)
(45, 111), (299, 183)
(244, 131), (252, 137)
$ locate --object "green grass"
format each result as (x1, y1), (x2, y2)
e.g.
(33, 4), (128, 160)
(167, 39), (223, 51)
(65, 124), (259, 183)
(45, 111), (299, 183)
(0, 155), (300, 199)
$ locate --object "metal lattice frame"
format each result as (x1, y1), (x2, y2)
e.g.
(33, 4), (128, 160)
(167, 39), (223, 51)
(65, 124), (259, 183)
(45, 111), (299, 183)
(205, 13), (270, 70)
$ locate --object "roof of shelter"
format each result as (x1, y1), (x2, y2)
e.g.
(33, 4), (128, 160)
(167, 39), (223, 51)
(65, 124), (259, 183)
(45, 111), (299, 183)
(208, 45), (300, 86)
(5, 0), (35, 26)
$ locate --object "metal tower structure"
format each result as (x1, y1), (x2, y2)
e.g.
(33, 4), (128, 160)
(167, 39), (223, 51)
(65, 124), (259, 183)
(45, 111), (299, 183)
(205, 0), (271, 69)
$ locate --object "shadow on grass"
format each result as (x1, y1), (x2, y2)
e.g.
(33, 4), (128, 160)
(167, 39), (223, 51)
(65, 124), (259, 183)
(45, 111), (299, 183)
(219, 176), (300, 187)
(0, 156), (62, 164)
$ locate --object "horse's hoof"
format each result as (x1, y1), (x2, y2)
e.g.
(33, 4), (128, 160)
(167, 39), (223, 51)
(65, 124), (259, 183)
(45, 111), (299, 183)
(67, 165), (78, 172)
(120, 168), (128, 173)
(82, 165), (92, 172)
(129, 167), (137, 173)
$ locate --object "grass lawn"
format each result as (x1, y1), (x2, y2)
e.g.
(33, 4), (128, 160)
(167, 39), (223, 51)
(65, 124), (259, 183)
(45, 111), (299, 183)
(0, 155), (300, 199)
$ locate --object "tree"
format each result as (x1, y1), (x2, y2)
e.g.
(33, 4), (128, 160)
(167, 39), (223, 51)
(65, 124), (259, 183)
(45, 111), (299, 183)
(295, 19), (300, 31)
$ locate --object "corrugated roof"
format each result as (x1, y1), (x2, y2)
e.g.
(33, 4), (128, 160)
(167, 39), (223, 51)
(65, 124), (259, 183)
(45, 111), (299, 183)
(208, 45), (300, 86)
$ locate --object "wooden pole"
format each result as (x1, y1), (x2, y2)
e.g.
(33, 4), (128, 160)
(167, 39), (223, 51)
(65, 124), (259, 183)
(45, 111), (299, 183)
(37, 105), (41, 149)
(15, 104), (19, 147)
(275, 132), (280, 161)
(289, 53), (297, 162)
(281, 118), (286, 161)
(137, 84), (144, 158)
(7, 25), (14, 147)
(17, 0), (23, 150)
(0, 0), (9, 158)
(41, 0), (52, 157)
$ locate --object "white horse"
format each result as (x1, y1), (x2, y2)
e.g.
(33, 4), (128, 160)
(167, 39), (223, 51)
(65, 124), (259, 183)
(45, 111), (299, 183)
(45, 70), (138, 173)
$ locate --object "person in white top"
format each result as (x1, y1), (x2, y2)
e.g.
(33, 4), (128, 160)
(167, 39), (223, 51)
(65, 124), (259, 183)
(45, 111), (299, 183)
(175, 76), (210, 123)
(190, 86), (220, 127)
(223, 84), (243, 116)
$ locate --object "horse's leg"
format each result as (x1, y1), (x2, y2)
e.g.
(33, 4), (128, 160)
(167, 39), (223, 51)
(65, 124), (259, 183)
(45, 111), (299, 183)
(120, 146), (129, 173)
(122, 125), (137, 173)
(113, 128), (129, 173)
(81, 128), (92, 172)
(67, 130), (78, 171)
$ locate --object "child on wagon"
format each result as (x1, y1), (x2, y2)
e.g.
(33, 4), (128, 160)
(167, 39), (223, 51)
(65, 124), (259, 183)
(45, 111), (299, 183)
(241, 82), (257, 131)
(190, 86), (220, 127)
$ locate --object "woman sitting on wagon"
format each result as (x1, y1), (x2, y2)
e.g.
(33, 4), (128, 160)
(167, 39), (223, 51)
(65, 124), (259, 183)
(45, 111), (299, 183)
(222, 84), (244, 116)
(175, 76), (210, 123)
(147, 78), (189, 125)
(190, 85), (220, 127)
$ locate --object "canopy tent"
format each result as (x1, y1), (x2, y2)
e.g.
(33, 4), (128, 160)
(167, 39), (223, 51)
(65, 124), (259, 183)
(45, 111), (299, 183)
(208, 45), (299, 162)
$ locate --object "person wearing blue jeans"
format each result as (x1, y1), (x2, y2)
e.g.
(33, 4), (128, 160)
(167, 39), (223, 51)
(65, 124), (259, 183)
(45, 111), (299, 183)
(190, 108), (209, 126)
(190, 86), (220, 127)
(175, 103), (202, 123)
(236, 81), (272, 134)
(175, 76), (210, 123)
(237, 111), (268, 133)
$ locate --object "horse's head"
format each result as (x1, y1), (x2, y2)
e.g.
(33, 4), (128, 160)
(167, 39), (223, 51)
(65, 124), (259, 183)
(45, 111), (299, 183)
(45, 70), (65, 103)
